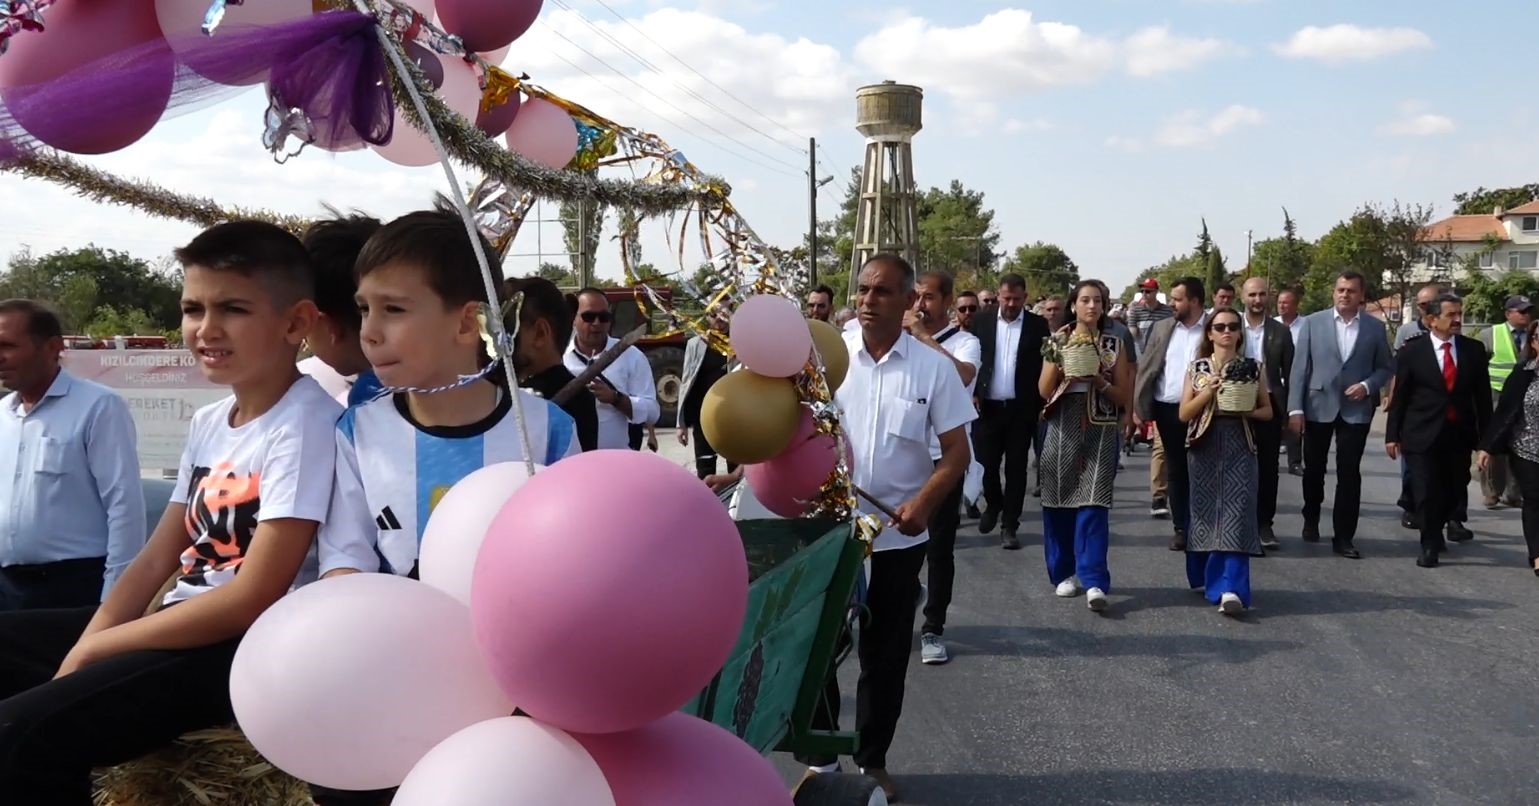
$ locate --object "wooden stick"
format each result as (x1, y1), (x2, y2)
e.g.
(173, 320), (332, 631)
(853, 485), (900, 521)
(551, 324), (650, 405)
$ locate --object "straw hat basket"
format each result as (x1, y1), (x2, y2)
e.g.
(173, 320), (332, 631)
(1059, 343), (1100, 378)
(1217, 380), (1258, 413)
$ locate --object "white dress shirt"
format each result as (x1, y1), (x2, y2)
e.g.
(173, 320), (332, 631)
(837, 330), (976, 551)
(1334, 310), (1361, 365)
(564, 337), (660, 450)
(1430, 332), (1457, 371)
(0, 370), (146, 599)
(1156, 316), (1208, 404)
(925, 325), (981, 460)
(1245, 316), (1267, 362)
(985, 314), (1023, 401)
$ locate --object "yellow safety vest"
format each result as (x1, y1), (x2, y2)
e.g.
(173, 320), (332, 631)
(1491, 324), (1519, 391)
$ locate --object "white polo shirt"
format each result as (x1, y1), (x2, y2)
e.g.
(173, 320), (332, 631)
(925, 325), (981, 461)
(837, 329), (976, 552)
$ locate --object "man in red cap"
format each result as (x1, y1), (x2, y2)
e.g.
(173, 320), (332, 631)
(1127, 278), (1175, 517)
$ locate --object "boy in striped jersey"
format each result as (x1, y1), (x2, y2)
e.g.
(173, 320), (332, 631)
(316, 206), (579, 583)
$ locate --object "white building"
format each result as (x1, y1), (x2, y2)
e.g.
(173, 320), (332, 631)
(1411, 200), (1539, 282)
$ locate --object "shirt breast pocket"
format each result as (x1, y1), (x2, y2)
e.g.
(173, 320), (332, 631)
(34, 436), (66, 474)
(886, 398), (930, 443)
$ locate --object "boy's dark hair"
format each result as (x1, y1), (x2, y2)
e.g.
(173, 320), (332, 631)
(301, 210), (380, 332)
(0, 299), (63, 343)
(356, 202), (504, 308)
(505, 277), (574, 347)
(1173, 276), (1206, 303)
(173, 220), (314, 307)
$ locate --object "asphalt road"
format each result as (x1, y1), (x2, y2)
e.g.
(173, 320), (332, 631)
(656, 423), (1539, 806)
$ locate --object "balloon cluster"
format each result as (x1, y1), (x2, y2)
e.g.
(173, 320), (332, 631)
(700, 294), (851, 518)
(230, 450), (792, 804)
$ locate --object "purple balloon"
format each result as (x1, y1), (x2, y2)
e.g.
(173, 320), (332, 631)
(404, 41), (444, 90)
(475, 90), (521, 137)
(576, 714), (792, 806)
(437, 0), (543, 54)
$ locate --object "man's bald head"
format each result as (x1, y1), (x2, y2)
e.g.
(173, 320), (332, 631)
(1242, 276), (1270, 318)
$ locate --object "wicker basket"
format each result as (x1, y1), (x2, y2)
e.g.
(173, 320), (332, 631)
(1217, 380), (1257, 413)
(1060, 344), (1100, 378)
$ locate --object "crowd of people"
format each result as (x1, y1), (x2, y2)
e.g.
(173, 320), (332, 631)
(0, 212), (1535, 803)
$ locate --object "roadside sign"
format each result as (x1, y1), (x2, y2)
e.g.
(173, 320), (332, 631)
(60, 350), (227, 472)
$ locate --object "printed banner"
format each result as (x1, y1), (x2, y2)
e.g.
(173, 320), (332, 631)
(60, 350), (227, 472)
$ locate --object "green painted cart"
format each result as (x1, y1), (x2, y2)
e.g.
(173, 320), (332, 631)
(687, 514), (887, 806)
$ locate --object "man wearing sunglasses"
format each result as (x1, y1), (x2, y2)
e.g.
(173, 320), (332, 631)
(953, 291), (980, 331)
(563, 288), (660, 451)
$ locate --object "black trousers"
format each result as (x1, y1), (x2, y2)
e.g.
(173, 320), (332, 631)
(0, 607), (242, 804)
(1406, 429), (1472, 556)
(690, 423), (736, 480)
(1285, 428), (1302, 467)
(1302, 417), (1371, 541)
(1252, 417), (1282, 528)
(1509, 456), (1539, 566)
(1399, 457), (1468, 523)
(801, 543), (927, 771)
(0, 558), (105, 612)
(921, 474), (965, 637)
(975, 399), (1039, 532)
(1151, 402), (1191, 534)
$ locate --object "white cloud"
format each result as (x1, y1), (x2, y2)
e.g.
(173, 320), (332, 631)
(1003, 118), (1053, 134)
(1153, 104), (1263, 147)
(1379, 112), (1456, 137)
(1124, 25), (1241, 77)
(1273, 24), (1433, 64)
(1104, 135), (1144, 153)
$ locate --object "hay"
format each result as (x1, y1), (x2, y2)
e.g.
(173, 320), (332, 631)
(93, 727), (314, 806)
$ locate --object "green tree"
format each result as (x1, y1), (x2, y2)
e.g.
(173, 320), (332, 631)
(559, 175), (606, 285)
(535, 262), (577, 287)
(1120, 252), (1202, 301)
(1462, 270), (1539, 324)
(1194, 219), (1213, 264)
(916, 180), (1001, 277)
(55, 275), (99, 333)
(1002, 241), (1078, 299)
(83, 304), (158, 338)
(0, 246), (180, 330)
(1302, 201), (1433, 312)
(1453, 184), (1539, 215)
(1205, 244), (1228, 297)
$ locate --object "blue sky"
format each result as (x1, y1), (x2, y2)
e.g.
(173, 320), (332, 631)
(3, 0), (1536, 293)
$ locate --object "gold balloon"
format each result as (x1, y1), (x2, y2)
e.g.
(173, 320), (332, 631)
(807, 318), (849, 393)
(700, 371), (802, 465)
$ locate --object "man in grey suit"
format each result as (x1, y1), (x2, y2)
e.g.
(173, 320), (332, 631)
(1134, 277), (1209, 550)
(1287, 270), (1393, 558)
(1241, 277), (1294, 550)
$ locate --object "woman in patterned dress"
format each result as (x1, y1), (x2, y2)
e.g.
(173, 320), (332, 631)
(1037, 280), (1134, 612)
(1178, 306), (1273, 615)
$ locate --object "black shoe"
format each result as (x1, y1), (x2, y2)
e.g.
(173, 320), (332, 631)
(1417, 551), (1439, 568)
(1288, 463), (1304, 477)
(1332, 540), (1363, 560)
(965, 502), (981, 520)
(1259, 525), (1280, 550)
(1302, 524), (1321, 543)
(1447, 522), (1474, 543)
(1001, 530), (1021, 550)
(979, 509), (999, 534)
(1169, 529), (1186, 551)
(1032, 485), (1041, 498)
(1150, 497), (1170, 518)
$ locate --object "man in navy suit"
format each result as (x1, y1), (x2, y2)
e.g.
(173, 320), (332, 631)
(1287, 271), (1393, 558)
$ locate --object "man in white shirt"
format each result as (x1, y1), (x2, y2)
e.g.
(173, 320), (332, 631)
(563, 289), (660, 450)
(1275, 286), (1306, 475)
(1132, 277), (1208, 549)
(904, 270), (980, 667)
(971, 274), (1050, 548)
(801, 255), (974, 802)
(0, 300), (144, 610)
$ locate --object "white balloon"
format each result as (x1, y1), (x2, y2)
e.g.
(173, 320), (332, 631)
(393, 718), (616, 806)
(419, 462), (543, 605)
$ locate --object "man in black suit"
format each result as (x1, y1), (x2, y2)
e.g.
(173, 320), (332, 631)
(970, 272), (1049, 549)
(1386, 293), (1491, 568)
(1240, 278), (1294, 550)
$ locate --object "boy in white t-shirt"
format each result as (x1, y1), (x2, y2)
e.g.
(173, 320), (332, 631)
(0, 221), (340, 801)
(318, 205), (579, 583)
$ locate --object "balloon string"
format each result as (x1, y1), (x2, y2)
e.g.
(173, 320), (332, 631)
(365, 4), (536, 476)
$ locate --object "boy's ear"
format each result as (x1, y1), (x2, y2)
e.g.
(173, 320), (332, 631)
(285, 300), (320, 346)
(456, 301), (485, 347)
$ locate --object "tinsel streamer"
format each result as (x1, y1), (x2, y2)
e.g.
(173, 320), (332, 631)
(5, 151), (309, 233)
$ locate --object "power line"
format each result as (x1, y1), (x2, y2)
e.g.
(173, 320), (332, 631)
(583, 0), (812, 146)
(548, 0), (806, 158)
(537, 21), (804, 176)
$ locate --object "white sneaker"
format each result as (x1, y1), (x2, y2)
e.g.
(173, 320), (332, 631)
(919, 633), (949, 665)
(1054, 576), (1081, 597)
(1086, 587), (1108, 612)
(1219, 592), (1243, 615)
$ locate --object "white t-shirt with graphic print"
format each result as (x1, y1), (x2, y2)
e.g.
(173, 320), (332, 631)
(163, 375), (340, 606)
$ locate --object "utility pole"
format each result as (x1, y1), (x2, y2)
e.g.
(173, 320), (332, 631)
(808, 137), (818, 287)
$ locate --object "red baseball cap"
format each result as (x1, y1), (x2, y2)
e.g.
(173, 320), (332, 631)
(1139, 278), (1159, 290)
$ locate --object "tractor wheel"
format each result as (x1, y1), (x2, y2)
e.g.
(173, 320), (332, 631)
(792, 772), (887, 806)
(646, 345), (685, 428)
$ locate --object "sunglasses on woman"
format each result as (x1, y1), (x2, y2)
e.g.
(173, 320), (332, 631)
(1209, 322), (1242, 333)
(579, 311), (613, 324)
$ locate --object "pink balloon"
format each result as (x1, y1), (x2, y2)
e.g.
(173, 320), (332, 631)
(505, 97), (578, 169)
(730, 295), (813, 378)
(155, 0), (311, 85)
(437, 0), (542, 54)
(744, 410), (840, 518)
(419, 462), (542, 605)
(576, 713), (792, 806)
(471, 449), (748, 734)
(0, 0), (172, 155)
(230, 575), (516, 790)
(395, 718), (615, 806)
(372, 53), (482, 167)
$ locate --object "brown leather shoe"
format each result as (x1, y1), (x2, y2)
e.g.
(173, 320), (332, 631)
(862, 768), (900, 802)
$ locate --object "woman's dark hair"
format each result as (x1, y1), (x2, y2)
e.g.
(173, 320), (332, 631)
(1068, 279), (1111, 333)
(1527, 319), (1539, 362)
(1198, 306), (1245, 359)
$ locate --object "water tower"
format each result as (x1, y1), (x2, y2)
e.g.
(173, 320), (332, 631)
(850, 81), (923, 288)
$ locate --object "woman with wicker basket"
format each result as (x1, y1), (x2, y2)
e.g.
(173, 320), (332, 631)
(1036, 281), (1134, 612)
(1178, 306), (1273, 615)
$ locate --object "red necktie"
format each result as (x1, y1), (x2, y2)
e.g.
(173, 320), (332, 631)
(1442, 342), (1457, 422)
